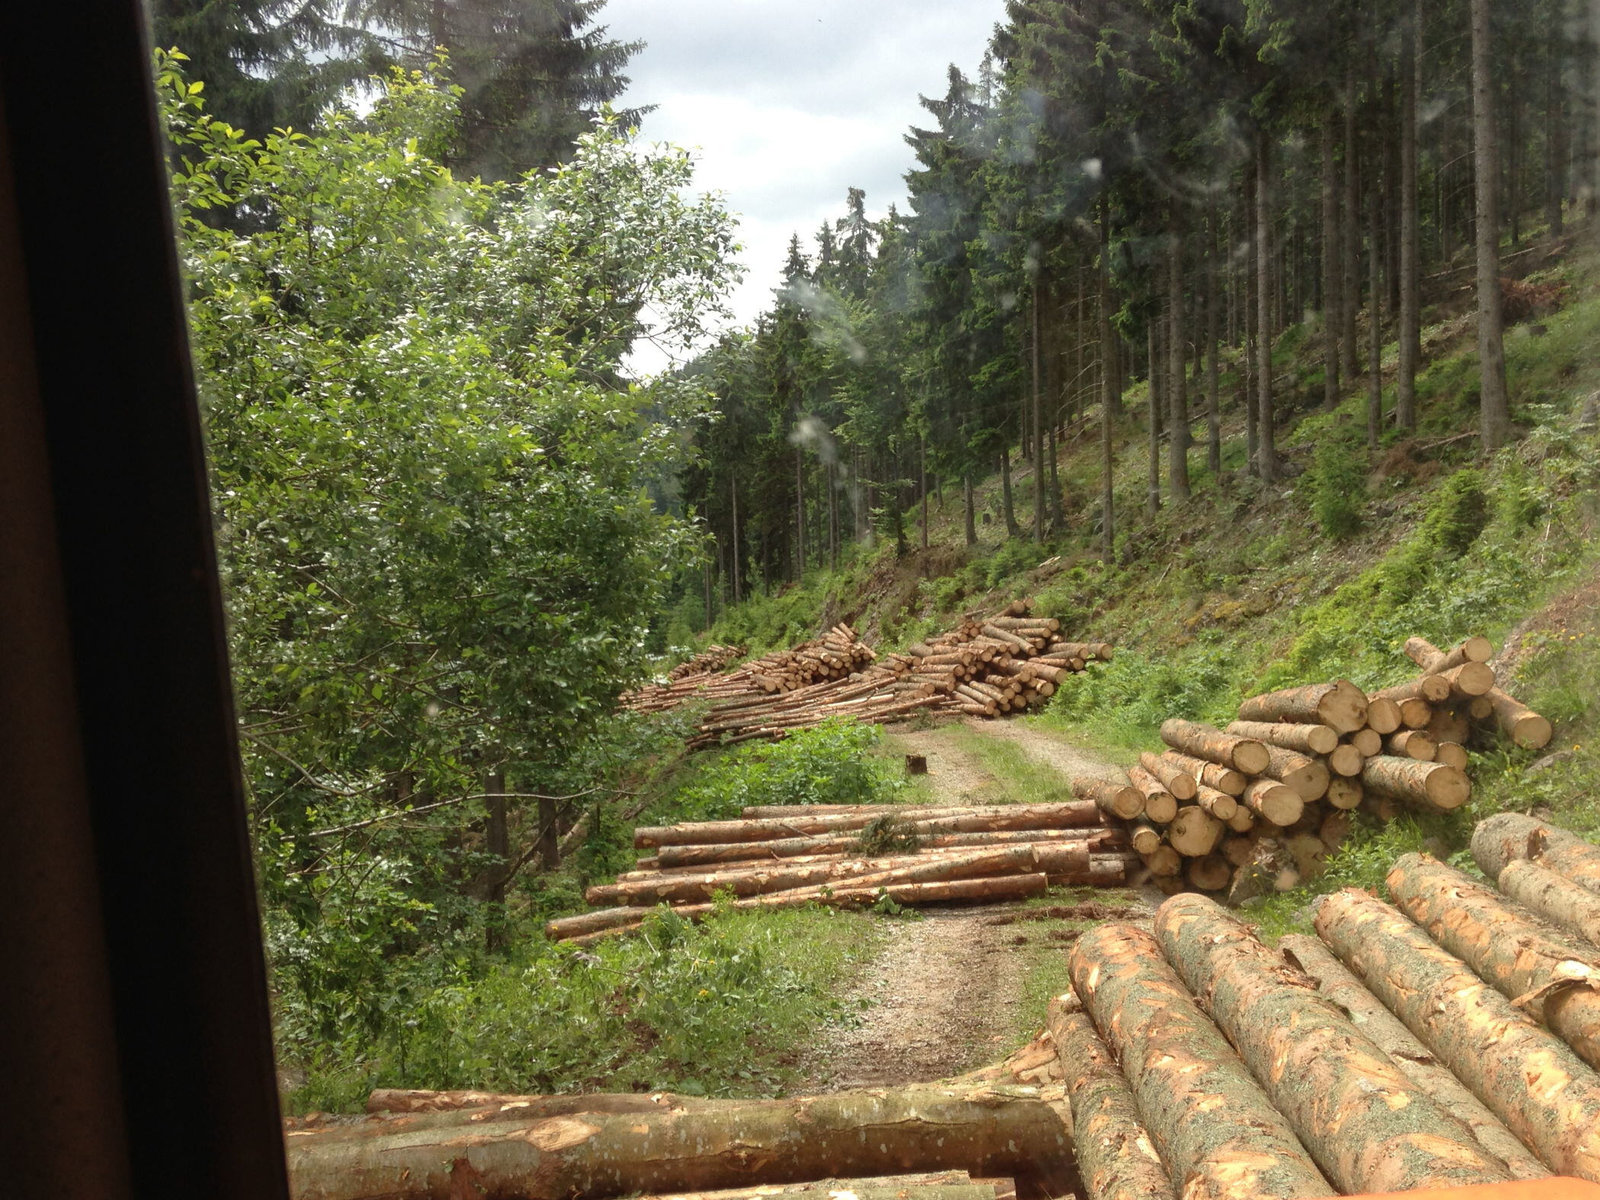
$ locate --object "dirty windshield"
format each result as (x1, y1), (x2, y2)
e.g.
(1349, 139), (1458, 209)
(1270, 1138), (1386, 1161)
(154, 0), (1600, 1194)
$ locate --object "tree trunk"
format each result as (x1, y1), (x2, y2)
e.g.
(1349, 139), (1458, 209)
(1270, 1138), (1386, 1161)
(964, 475), (977, 546)
(1159, 719), (1270, 775)
(999, 449), (1020, 538)
(1547, 17), (1568, 236)
(1471, 812), (1600, 889)
(1067, 923), (1333, 1199)
(1485, 687), (1554, 748)
(1046, 990), (1178, 1200)
(1498, 856), (1600, 951)
(285, 1085), (1080, 1200)
(1258, 743), (1330, 801)
(1322, 118), (1343, 410)
(1313, 887), (1600, 1181)
(1256, 129), (1280, 480)
(1157, 894), (1514, 1195)
(1369, 179), (1384, 449)
(1159, 749), (1246, 797)
(1237, 680), (1367, 732)
(1224, 720), (1338, 756)
(1386, 853), (1600, 1070)
(1397, 0), (1420, 431)
(1360, 755), (1470, 811)
(1032, 288), (1045, 540)
(1147, 322), (1162, 514)
(795, 446), (806, 581)
(538, 795), (558, 871)
(485, 771), (508, 951)
(1206, 195), (1222, 476)
(1167, 226), (1190, 500)
(1099, 205), (1118, 560)
(1071, 776), (1145, 821)
(921, 437), (930, 552)
(1472, 0), (1512, 449)
(1279, 935), (1551, 1180)
(730, 475), (742, 604)
(635, 801), (1104, 849)
(1138, 751), (1199, 801)
(1342, 63), (1361, 384)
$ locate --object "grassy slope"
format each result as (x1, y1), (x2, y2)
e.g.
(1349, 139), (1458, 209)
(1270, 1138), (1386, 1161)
(692, 233), (1600, 938)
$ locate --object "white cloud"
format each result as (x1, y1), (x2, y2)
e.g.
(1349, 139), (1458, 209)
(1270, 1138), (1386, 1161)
(601, 0), (1007, 373)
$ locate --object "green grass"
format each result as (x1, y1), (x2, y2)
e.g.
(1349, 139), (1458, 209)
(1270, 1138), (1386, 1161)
(284, 903), (886, 1112)
(943, 725), (1080, 804)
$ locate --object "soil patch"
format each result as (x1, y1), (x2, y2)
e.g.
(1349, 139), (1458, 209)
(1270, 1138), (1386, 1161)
(881, 723), (1005, 805)
(791, 907), (1031, 1092)
(985, 902), (1139, 925)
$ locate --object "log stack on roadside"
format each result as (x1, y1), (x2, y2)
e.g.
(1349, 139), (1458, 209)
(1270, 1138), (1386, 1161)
(545, 800), (1136, 943)
(621, 602), (1112, 748)
(1092, 635), (1553, 906)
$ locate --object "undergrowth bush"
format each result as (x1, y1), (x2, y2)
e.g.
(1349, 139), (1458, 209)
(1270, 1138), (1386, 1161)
(286, 903), (879, 1111)
(1308, 428), (1367, 538)
(665, 718), (905, 822)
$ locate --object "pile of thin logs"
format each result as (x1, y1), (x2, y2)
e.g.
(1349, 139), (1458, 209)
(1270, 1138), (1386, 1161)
(545, 800), (1135, 943)
(1081, 634), (1553, 905)
(1051, 818), (1600, 1200)
(282, 1083), (1078, 1200)
(621, 602), (1112, 749)
(666, 644), (746, 681)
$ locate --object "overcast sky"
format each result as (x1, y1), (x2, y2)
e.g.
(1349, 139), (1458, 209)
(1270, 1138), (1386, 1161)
(599, 0), (1007, 372)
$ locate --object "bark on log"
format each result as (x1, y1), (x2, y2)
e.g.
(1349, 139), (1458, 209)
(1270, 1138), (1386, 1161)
(1386, 853), (1600, 1070)
(1241, 777), (1304, 826)
(1361, 755), (1470, 811)
(1279, 935), (1550, 1181)
(365, 1091), (713, 1118)
(1313, 887), (1600, 1181)
(1139, 751), (1198, 801)
(1499, 857), (1600, 950)
(286, 1085), (1081, 1200)
(1066, 923), (1333, 1200)
(1046, 989), (1178, 1200)
(656, 825), (1109, 870)
(1364, 697), (1403, 735)
(1127, 765), (1179, 825)
(1072, 777), (1144, 821)
(1473, 813), (1600, 893)
(1167, 806), (1223, 857)
(1225, 720), (1338, 756)
(1485, 688), (1555, 749)
(630, 1176), (1002, 1200)
(1159, 750), (1245, 796)
(1159, 719), (1270, 775)
(1405, 635), (1494, 672)
(1156, 893), (1514, 1194)
(1260, 744), (1330, 801)
(1237, 680), (1367, 734)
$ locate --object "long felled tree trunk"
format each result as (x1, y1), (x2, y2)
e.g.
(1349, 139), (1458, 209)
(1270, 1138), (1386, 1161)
(285, 1085), (1081, 1200)
(1067, 923), (1333, 1198)
(1314, 887), (1600, 1181)
(1472, 0), (1512, 448)
(1155, 893), (1514, 1195)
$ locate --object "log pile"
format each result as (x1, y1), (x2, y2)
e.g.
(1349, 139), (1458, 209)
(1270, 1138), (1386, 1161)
(1092, 635), (1553, 905)
(619, 602), (1112, 748)
(666, 644), (746, 680)
(289, 817), (1600, 1200)
(546, 800), (1135, 943)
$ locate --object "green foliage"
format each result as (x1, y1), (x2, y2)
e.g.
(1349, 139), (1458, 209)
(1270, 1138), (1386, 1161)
(853, 812), (923, 856)
(666, 719), (905, 823)
(286, 904), (882, 1110)
(1048, 646), (1237, 747)
(1308, 428), (1367, 539)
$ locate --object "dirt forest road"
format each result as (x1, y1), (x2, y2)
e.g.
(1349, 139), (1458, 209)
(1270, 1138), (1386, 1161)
(792, 718), (1147, 1093)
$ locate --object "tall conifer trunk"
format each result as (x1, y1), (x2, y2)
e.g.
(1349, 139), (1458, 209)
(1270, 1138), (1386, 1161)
(1098, 202), (1117, 560)
(1147, 322), (1162, 513)
(1397, 0), (1420, 430)
(1472, 0), (1512, 449)
(1207, 195), (1222, 477)
(1322, 119), (1342, 410)
(1341, 63), (1361, 382)
(1032, 286), (1045, 539)
(1000, 447), (1020, 538)
(1256, 129), (1280, 481)
(1167, 227), (1190, 500)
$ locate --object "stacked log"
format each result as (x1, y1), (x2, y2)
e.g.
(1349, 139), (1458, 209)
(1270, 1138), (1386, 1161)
(620, 603), (1113, 748)
(546, 801), (1134, 942)
(282, 1084), (1076, 1200)
(666, 644), (747, 681)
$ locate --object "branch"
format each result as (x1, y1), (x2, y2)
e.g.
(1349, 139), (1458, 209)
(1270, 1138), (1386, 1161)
(304, 786), (606, 839)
